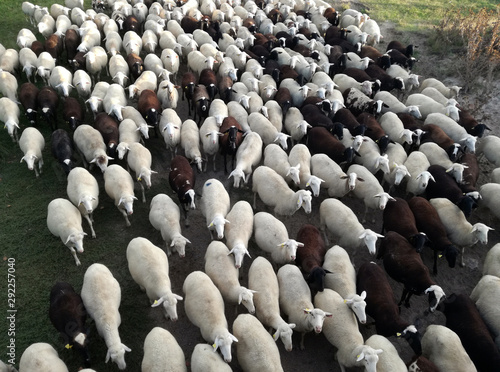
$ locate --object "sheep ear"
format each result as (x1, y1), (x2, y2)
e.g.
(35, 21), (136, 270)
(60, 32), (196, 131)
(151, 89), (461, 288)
(356, 352), (365, 362)
(105, 349), (111, 363)
(122, 344), (131, 352)
(272, 330), (280, 341)
(360, 291), (367, 299)
(151, 298), (164, 307)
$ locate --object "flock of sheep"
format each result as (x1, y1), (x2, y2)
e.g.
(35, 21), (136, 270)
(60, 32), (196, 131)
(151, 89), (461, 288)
(2, 0), (500, 371)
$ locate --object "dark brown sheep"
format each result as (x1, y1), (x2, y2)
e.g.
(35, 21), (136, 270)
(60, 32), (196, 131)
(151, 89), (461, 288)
(296, 224), (328, 292)
(65, 29), (80, 63)
(125, 52), (144, 82)
(63, 97), (85, 131)
(138, 89), (161, 128)
(37, 86), (59, 131)
(219, 116), (244, 173)
(169, 155), (196, 225)
(94, 112), (120, 158)
(307, 126), (357, 165)
(19, 82), (39, 125)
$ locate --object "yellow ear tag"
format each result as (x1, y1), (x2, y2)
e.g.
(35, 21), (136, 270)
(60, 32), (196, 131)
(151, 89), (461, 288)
(212, 343), (217, 350)
(396, 332), (402, 337)
(305, 308), (311, 312)
(154, 300), (158, 305)
(138, 177), (142, 181)
(65, 344), (73, 349)
(356, 354), (360, 359)
(439, 255), (443, 258)
(344, 299), (347, 303)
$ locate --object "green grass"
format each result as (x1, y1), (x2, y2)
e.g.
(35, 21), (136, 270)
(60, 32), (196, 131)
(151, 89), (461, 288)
(345, 0), (498, 31)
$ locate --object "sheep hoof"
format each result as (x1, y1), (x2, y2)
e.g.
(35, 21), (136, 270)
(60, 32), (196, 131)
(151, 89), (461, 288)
(459, 262), (465, 268)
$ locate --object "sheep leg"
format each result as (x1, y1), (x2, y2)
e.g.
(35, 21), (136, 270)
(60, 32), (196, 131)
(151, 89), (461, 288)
(253, 192), (257, 210)
(139, 181), (146, 203)
(361, 205), (369, 224)
(38, 158), (43, 174)
(460, 247), (465, 267)
(299, 332), (306, 350)
(33, 164), (40, 178)
(433, 248), (438, 275)
(84, 214), (96, 239)
(119, 207), (131, 227)
(69, 247), (81, 266)
(398, 287), (411, 309)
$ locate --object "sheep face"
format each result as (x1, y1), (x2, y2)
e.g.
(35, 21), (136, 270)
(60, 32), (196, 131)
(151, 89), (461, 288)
(21, 153), (38, 172)
(228, 244), (251, 269)
(214, 333), (238, 363)
(229, 168), (245, 188)
(345, 291), (367, 324)
(238, 288), (256, 314)
(393, 164), (410, 186)
(208, 215), (229, 240)
(359, 229), (383, 255)
(273, 323), (296, 352)
(105, 343), (131, 370)
(472, 223), (493, 245)
(170, 236), (190, 258)
(151, 293), (183, 321)
(442, 244), (459, 268)
(306, 176), (324, 197)
(398, 325), (422, 355)
(79, 195), (96, 214)
(304, 308), (332, 333)
(116, 143), (129, 160)
(425, 285), (445, 313)
(118, 195), (136, 215)
(65, 233), (85, 253)
(374, 192), (395, 210)
(356, 347), (383, 372)
(296, 190), (312, 214)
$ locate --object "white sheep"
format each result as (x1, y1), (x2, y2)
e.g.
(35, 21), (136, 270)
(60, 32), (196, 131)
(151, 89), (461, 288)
(205, 240), (256, 313)
(126, 142), (156, 203)
(37, 14), (56, 38)
(66, 167), (99, 239)
(483, 244), (500, 279)
(373, 91), (422, 118)
(263, 143), (300, 185)
(104, 164), (137, 227)
(188, 50), (216, 76)
(81, 263), (131, 370)
(420, 86), (454, 105)
(200, 178), (231, 239)
(364, 335), (407, 372)
(17, 28), (37, 48)
(430, 198), (493, 267)
(320, 198), (384, 255)
(476, 134), (500, 167)
(180, 119), (203, 172)
(289, 144), (324, 196)
(406, 93), (460, 121)
(141, 29), (158, 54)
(480, 183), (500, 220)
(103, 84), (127, 121)
(470, 274), (500, 348)
(361, 19), (383, 46)
(0, 97), (20, 143)
(259, 74), (278, 102)
(348, 164), (395, 223)
(323, 245), (367, 324)
(491, 167), (500, 183)
(73, 69), (92, 98)
(386, 64), (420, 92)
(108, 54), (129, 87)
(105, 30), (123, 57)
(229, 132), (263, 188)
(334, 73), (374, 96)
(418, 142), (467, 182)
(354, 136), (390, 175)
(0, 70), (18, 101)
(284, 107), (311, 145)
(419, 77), (461, 98)
(73, 124), (111, 172)
(86, 81), (109, 116)
(424, 112), (476, 152)
(157, 80), (180, 110)
(263, 100), (283, 131)
(77, 26), (101, 53)
(421, 325), (476, 372)
(183, 271), (238, 363)
(248, 256), (296, 351)
(85, 46), (108, 83)
(227, 100), (250, 132)
(208, 99), (228, 126)
(144, 53), (169, 81)
(47, 198), (86, 266)
(122, 105), (151, 139)
(116, 118), (141, 160)
(233, 314), (285, 372)
(310, 153), (355, 198)
(19, 47), (37, 82)
(277, 264), (332, 349)
(345, 24), (369, 48)
(314, 289), (382, 371)
(190, 343), (232, 372)
(126, 237), (183, 320)
(19, 127), (45, 177)
(159, 108), (182, 157)
(122, 30), (142, 56)
(379, 111), (414, 145)
(403, 150), (433, 196)
(224, 200), (254, 269)
(252, 166), (312, 216)
(160, 48), (180, 82)
(19, 343), (68, 372)
(128, 70), (157, 99)
(49, 65), (73, 97)
(218, 56), (238, 82)
(279, 78), (312, 107)
(141, 327), (186, 372)
(149, 193), (190, 258)
(55, 14), (72, 37)
(199, 116), (222, 172)
(383, 143), (411, 191)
